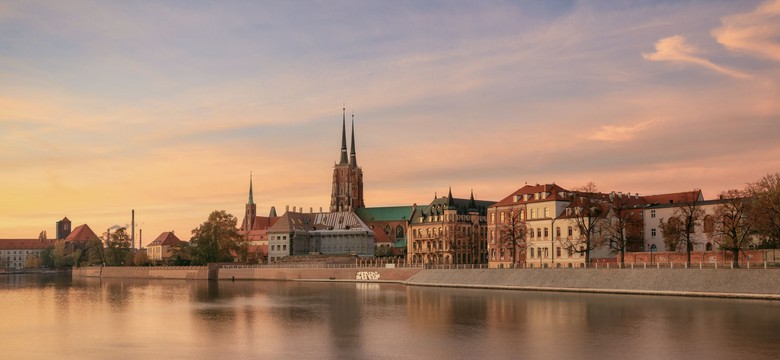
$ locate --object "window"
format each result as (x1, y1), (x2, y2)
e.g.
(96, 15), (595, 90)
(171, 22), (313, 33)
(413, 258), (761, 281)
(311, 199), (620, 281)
(500, 212), (505, 223)
(706, 242), (713, 251)
(568, 226), (573, 236)
(529, 229), (534, 238)
(651, 228), (656, 237)
(543, 228), (548, 238)
(556, 227), (561, 237)
(537, 228), (542, 238)
(530, 248), (535, 258)
(490, 212), (495, 224)
(544, 207), (550, 218)
(703, 215), (714, 233)
(556, 247), (561, 257)
(531, 209), (536, 219)
(651, 210), (656, 218)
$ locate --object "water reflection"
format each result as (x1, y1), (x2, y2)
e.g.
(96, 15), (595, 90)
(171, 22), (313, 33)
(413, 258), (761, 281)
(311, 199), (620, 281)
(0, 274), (778, 360)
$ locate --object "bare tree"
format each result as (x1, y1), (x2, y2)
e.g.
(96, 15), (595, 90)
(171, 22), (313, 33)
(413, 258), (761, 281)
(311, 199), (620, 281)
(714, 189), (754, 268)
(497, 209), (527, 268)
(604, 194), (642, 265)
(441, 222), (474, 265)
(659, 216), (685, 252)
(749, 173), (780, 248)
(560, 182), (607, 265)
(659, 190), (703, 266)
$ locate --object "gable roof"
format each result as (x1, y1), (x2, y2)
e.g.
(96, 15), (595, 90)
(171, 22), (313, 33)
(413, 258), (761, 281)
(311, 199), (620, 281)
(0, 239), (55, 250)
(409, 193), (495, 223)
(147, 231), (182, 247)
(65, 224), (99, 242)
(252, 216), (280, 231)
(491, 183), (568, 207)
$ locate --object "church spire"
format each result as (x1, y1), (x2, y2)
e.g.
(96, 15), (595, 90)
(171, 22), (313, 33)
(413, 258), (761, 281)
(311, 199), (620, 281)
(350, 112), (357, 167)
(447, 187), (457, 209)
(248, 172), (254, 205)
(468, 189), (477, 211)
(339, 107), (349, 165)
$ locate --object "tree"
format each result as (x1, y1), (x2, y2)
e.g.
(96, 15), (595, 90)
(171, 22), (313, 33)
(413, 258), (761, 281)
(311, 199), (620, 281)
(133, 251), (148, 266)
(53, 240), (73, 268)
(714, 189), (754, 268)
(40, 247), (54, 268)
(86, 239), (105, 266)
(497, 208), (527, 268)
(190, 210), (241, 265)
(604, 194), (643, 265)
(440, 222), (475, 265)
(749, 173), (780, 248)
(659, 190), (704, 266)
(104, 228), (131, 266)
(659, 216), (685, 252)
(561, 182), (607, 265)
(167, 241), (192, 265)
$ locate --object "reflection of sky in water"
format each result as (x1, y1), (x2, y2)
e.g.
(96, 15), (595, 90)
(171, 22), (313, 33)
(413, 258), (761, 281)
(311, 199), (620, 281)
(1, 274), (779, 360)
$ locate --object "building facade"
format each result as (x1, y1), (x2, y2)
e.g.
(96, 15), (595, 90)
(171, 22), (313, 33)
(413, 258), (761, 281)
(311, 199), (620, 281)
(407, 189), (493, 265)
(0, 238), (55, 269)
(146, 231), (183, 262)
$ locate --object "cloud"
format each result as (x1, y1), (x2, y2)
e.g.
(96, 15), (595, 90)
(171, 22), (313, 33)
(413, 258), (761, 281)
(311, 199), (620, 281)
(712, 0), (780, 61)
(588, 119), (659, 142)
(643, 35), (751, 78)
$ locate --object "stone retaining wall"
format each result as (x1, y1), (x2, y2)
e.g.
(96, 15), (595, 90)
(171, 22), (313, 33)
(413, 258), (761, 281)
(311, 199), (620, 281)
(405, 269), (780, 297)
(219, 267), (422, 281)
(72, 266), (210, 280)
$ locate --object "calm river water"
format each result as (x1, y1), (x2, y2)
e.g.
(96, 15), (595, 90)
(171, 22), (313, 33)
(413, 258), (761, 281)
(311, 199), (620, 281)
(1, 273), (778, 360)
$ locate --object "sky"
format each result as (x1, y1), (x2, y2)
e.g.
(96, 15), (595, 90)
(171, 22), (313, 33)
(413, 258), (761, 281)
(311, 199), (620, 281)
(2, 0), (779, 242)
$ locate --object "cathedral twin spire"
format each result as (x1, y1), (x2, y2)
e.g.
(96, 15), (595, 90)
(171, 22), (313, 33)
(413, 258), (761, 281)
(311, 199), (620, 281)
(339, 107), (358, 167)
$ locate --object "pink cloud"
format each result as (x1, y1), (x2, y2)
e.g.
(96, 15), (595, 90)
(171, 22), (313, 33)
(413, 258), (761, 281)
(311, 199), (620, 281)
(713, 0), (780, 61)
(643, 35), (751, 79)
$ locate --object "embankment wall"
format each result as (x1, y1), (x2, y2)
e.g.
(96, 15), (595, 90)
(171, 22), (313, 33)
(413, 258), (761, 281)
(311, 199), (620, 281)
(72, 266), (210, 280)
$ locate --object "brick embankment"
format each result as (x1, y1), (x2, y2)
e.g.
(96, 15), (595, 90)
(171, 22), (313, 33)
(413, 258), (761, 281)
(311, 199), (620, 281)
(404, 269), (780, 300)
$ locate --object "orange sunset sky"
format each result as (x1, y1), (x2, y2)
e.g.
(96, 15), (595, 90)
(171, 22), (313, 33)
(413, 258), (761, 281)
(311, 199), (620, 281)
(2, 1), (779, 242)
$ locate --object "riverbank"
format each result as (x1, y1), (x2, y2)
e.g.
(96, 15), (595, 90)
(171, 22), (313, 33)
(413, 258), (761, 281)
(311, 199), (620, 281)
(72, 266), (780, 300)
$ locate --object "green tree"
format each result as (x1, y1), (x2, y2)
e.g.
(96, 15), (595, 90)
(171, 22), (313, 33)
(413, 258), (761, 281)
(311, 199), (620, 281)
(53, 240), (73, 268)
(40, 247), (55, 268)
(190, 210), (240, 265)
(167, 241), (192, 265)
(86, 239), (105, 266)
(104, 228), (131, 266)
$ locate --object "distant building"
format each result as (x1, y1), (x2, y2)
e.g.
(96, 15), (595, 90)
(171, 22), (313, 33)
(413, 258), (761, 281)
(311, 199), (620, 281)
(239, 174), (280, 263)
(146, 231), (184, 262)
(64, 224), (100, 251)
(407, 189), (494, 265)
(0, 238), (55, 269)
(268, 210), (375, 262)
(56, 217), (72, 240)
(356, 206), (414, 256)
(330, 108), (364, 212)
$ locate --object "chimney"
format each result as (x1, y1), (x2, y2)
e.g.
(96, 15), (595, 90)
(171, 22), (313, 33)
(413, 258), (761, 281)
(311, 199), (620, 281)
(293, 206), (297, 212)
(320, 207), (323, 213)
(131, 209), (135, 250)
(139, 229), (143, 248)
(310, 207), (313, 213)
(286, 205), (289, 212)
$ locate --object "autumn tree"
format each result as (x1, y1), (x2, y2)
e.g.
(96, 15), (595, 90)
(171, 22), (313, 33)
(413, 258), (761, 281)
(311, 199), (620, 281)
(714, 189), (754, 268)
(604, 194), (643, 265)
(190, 210), (241, 265)
(53, 240), (73, 268)
(104, 228), (131, 266)
(749, 173), (780, 248)
(498, 208), (527, 268)
(560, 182), (607, 265)
(86, 239), (105, 266)
(167, 241), (192, 265)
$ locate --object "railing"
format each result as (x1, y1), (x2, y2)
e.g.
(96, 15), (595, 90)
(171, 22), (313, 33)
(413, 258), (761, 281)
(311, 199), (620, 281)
(222, 263), (425, 269)
(494, 261), (780, 270)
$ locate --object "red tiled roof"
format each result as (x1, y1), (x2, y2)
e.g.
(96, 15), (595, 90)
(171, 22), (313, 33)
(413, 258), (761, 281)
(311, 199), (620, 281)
(491, 183), (568, 207)
(251, 216), (280, 231)
(642, 190), (701, 205)
(147, 231), (182, 247)
(373, 228), (392, 244)
(0, 239), (56, 250)
(65, 224), (99, 242)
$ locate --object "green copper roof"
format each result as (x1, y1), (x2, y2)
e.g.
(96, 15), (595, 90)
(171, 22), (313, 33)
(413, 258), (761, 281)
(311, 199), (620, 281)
(355, 206), (414, 222)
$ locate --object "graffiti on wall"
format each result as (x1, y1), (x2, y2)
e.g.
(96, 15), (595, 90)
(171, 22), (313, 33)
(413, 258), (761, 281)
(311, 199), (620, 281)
(356, 271), (380, 280)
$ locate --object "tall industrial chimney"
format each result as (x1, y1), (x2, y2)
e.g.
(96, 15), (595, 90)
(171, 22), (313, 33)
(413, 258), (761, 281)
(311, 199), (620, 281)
(131, 209), (135, 250)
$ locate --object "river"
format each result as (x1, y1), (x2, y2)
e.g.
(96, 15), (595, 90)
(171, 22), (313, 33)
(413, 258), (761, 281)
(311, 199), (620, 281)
(1, 273), (778, 359)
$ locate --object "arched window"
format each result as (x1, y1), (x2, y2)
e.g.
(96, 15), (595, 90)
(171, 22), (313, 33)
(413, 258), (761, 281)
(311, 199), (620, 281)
(396, 225), (404, 238)
(706, 242), (713, 251)
(650, 244), (657, 252)
(529, 228), (535, 238)
(703, 215), (714, 233)
(537, 228), (542, 238)
(384, 225), (391, 235)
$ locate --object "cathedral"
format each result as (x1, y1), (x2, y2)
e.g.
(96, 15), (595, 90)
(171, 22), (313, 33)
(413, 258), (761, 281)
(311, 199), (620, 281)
(330, 108), (365, 212)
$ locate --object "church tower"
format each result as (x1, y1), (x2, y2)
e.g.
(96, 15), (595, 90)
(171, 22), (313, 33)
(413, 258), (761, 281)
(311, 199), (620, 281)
(242, 173), (257, 231)
(330, 108), (365, 212)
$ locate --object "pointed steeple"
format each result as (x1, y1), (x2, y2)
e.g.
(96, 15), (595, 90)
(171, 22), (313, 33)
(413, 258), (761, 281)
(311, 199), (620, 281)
(339, 107), (349, 165)
(468, 189), (478, 211)
(248, 172), (254, 205)
(447, 187), (457, 209)
(349, 112), (357, 167)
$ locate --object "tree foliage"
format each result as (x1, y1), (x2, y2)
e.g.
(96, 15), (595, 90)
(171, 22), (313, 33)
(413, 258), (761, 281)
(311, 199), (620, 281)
(167, 241), (192, 265)
(190, 210), (241, 265)
(104, 228), (131, 266)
